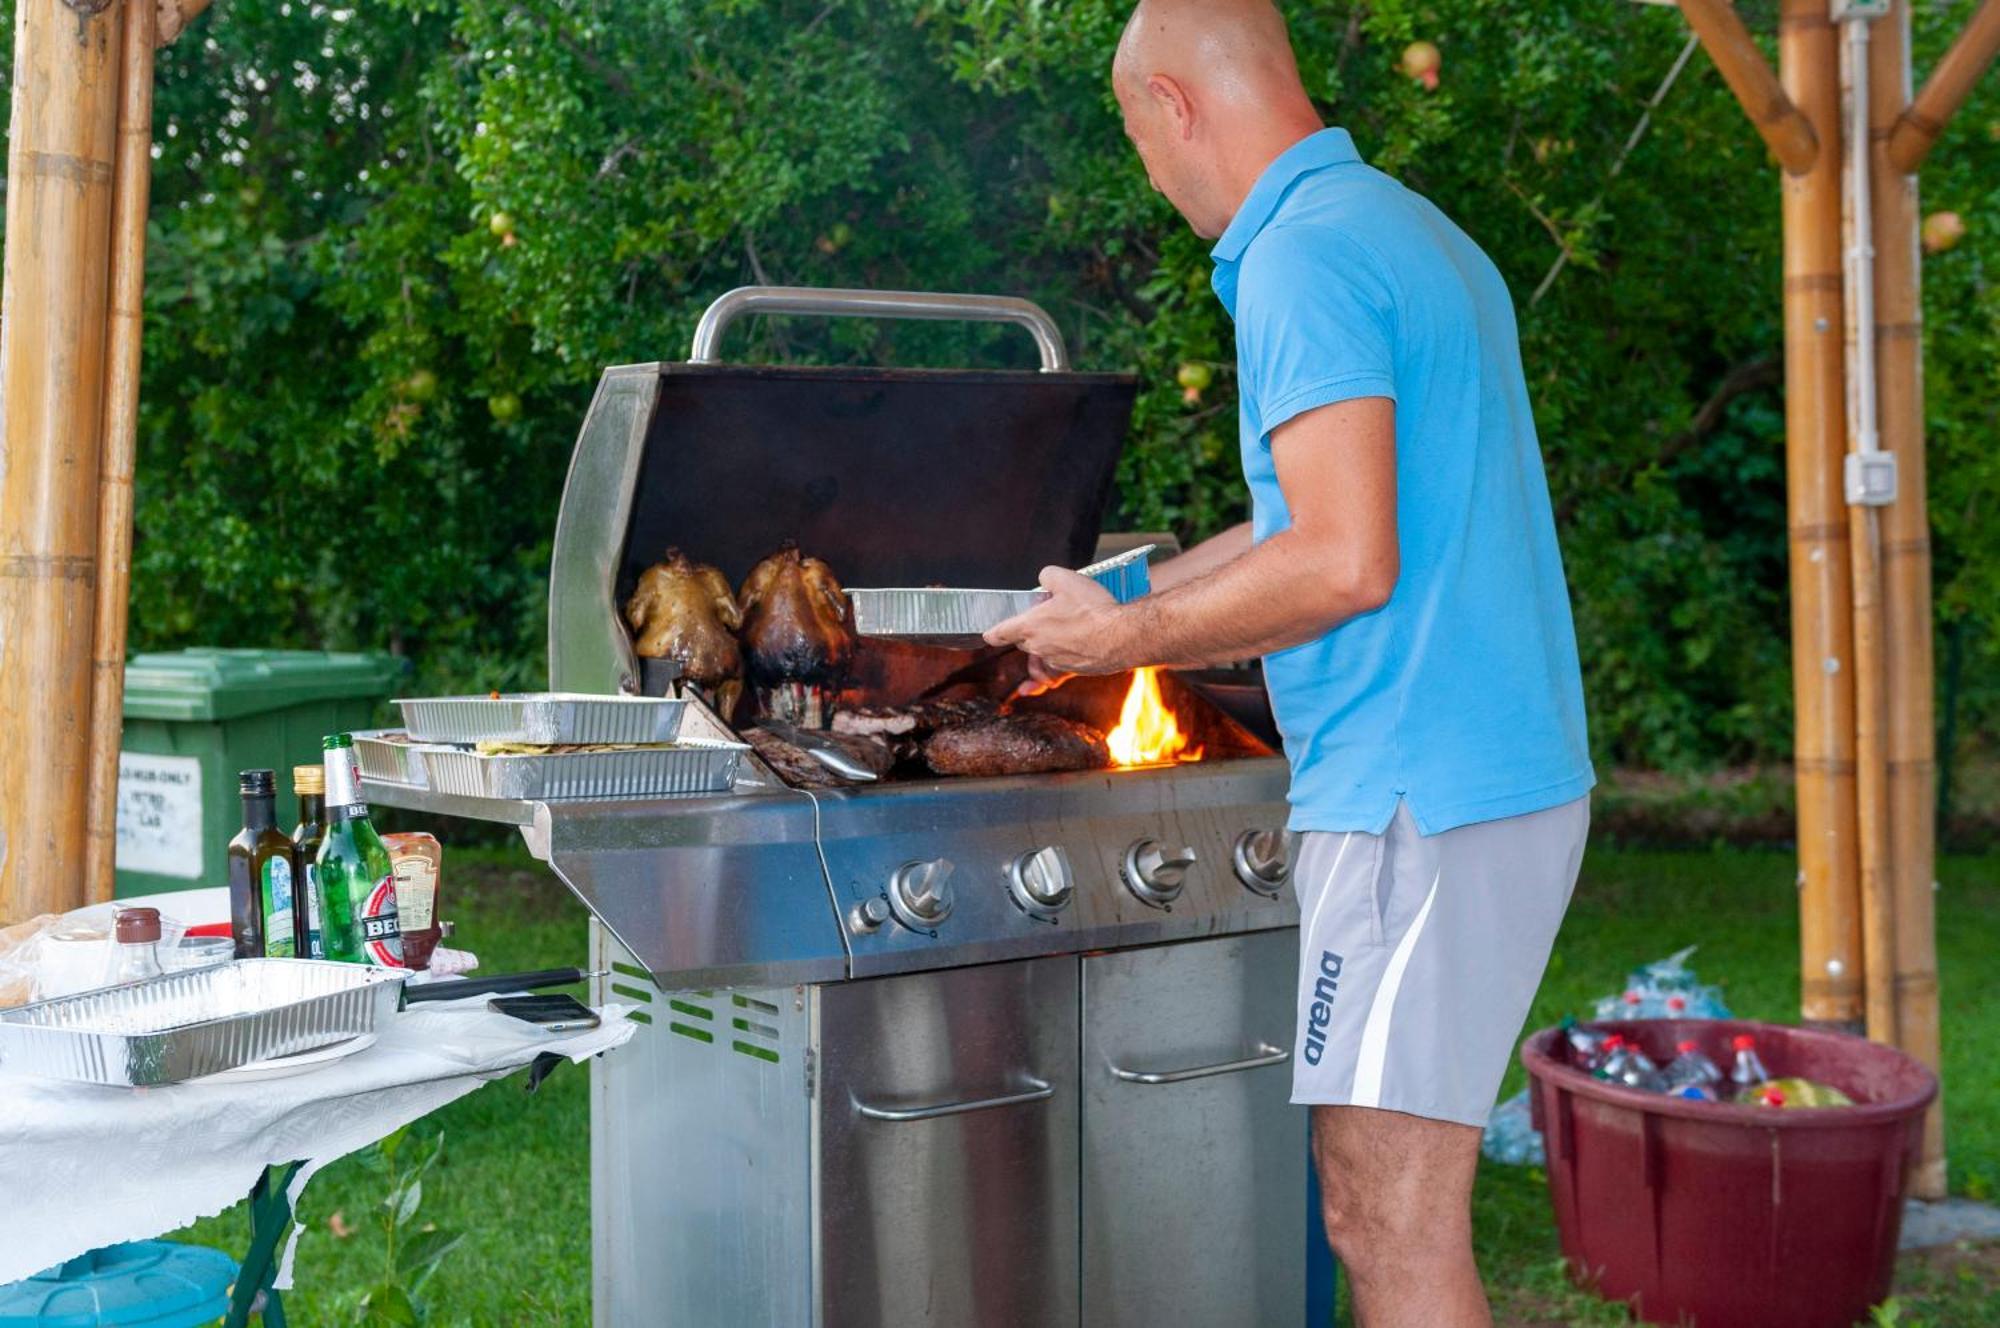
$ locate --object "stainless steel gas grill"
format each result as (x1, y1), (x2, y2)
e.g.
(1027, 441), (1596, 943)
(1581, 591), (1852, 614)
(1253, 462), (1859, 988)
(365, 287), (1308, 1328)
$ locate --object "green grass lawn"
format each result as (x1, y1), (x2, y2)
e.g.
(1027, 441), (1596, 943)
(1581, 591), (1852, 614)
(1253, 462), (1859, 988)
(168, 841), (1999, 1326)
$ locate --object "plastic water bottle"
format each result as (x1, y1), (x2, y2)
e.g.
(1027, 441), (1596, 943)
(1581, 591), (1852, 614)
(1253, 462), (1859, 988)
(1598, 1035), (1667, 1091)
(1562, 1018), (1612, 1073)
(1663, 1039), (1723, 1094)
(1729, 1034), (1770, 1096)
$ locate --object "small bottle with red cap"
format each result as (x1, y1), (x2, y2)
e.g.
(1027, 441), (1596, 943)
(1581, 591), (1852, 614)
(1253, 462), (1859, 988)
(111, 907), (164, 984)
(1729, 1034), (1771, 1097)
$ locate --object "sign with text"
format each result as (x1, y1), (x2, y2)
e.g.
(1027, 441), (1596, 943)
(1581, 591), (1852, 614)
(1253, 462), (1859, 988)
(116, 752), (204, 879)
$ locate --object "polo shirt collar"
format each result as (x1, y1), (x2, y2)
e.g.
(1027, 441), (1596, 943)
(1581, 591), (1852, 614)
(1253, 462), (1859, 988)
(1210, 127), (1361, 264)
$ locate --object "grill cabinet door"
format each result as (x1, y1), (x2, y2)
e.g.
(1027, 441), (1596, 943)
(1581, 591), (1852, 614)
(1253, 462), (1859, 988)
(1081, 929), (1304, 1327)
(814, 956), (1080, 1327)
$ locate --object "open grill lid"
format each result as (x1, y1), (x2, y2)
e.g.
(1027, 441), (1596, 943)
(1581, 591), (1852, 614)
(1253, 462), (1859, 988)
(549, 287), (1138, 696)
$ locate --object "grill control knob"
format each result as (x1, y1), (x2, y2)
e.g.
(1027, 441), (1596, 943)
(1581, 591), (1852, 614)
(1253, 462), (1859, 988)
(1123, 839), (1197, 905)
(1008, 845), (1075, 919)
(889, 857), (955, 929)
(849, 896), (892, 933)
(1233, 829), (1291, 897)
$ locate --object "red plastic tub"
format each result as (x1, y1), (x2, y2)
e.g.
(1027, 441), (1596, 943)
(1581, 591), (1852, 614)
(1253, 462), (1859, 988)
(1522, 1018), (1937, 1327)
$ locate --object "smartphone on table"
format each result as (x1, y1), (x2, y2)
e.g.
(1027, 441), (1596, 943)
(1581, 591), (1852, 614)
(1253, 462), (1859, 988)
(488, 994), (601, 1033)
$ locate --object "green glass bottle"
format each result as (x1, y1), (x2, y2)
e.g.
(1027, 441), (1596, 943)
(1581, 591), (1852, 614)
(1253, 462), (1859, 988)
(290, 764), (327, 959)
(226, 769), (295, 958)
(314, 734), (404, 967)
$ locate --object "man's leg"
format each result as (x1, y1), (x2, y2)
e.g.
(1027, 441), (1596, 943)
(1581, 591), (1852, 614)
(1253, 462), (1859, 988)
(1312, 1104), (1488, 1328)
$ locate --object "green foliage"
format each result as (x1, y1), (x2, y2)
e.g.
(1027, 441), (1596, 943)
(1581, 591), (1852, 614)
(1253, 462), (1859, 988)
(354, 1125), (465, 1325)
(1, 0), (1995, 767)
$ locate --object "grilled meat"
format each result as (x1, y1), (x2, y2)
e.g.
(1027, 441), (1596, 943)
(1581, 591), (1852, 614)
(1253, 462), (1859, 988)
(832, 697), (1000, 740)
(739, 543), (854, 728)
(744, 725), (892, 788)
(624, 549), (743, 720)
(922, 713), (1109, 778)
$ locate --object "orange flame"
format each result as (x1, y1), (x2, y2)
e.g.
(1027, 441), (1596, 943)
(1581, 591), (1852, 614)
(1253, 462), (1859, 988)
(1107, 667), (1203, 767)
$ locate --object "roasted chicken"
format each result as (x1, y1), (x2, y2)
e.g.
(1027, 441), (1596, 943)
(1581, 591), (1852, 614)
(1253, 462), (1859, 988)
(624, 549), (744, 720)
(738, 543), (855, 728)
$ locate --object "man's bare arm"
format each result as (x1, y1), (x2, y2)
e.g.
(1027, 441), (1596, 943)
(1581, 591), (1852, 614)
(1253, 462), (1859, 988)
(985, 397), (1396, 671)
(1149, 523), (1252, 592)
(1127, 397), (1396, 665)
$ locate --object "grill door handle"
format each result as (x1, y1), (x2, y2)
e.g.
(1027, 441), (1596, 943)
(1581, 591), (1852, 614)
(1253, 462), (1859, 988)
(852, 1077), (1054, 1122)
(1108, 1042), (1291, 1085)
(688, 286), (1070, 372)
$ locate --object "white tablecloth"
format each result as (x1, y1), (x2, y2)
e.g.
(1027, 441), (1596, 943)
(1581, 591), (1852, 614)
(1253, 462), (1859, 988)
(0, 993), (635, 1286)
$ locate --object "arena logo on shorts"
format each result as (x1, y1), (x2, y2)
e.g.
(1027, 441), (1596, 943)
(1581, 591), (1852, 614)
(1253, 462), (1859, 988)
(1302, 950), (1344, 1066)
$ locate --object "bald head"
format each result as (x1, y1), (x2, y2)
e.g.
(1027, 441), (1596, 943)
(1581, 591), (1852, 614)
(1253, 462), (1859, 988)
(1112, 0), (1324, 238)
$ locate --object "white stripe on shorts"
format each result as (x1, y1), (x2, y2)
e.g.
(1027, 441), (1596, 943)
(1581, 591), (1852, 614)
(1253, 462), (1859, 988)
(1348, 867), (1441, 1109)
(1300, 831), (1353, 948)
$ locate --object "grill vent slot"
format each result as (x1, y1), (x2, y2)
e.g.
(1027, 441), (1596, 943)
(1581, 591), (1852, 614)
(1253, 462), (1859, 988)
(729, 993), (783, 1065)
(666, 992), (715, 1046)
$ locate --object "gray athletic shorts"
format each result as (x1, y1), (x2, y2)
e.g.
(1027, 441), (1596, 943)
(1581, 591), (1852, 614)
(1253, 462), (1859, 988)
(1290, 796), (1589, 1127)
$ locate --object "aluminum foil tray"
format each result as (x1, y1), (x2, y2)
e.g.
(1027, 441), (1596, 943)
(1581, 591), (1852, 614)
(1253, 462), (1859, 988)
(847, 587), (1045, 645)
(395, 693), (688, 746)
(848, 544), (1155, 646)
(420, 738), (748, 801)
(354, 729), (434, 788)
(0, 959), (406, 1086)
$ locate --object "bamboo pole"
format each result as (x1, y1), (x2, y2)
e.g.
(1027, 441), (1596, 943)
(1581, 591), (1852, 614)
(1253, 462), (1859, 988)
(1679, 0), (1821, 174)
(1885, 0), (2000, 174)
(83, 0), (159, 904)
(1778, 0), (1865, 1028)
(1871, 0), (1946, 1201)
(1838, 17), (1897, 1049)
(0, 0), (126, 924)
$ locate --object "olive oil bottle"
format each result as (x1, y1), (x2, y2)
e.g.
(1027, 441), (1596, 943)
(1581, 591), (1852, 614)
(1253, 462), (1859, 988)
(226, 769), (296, 958)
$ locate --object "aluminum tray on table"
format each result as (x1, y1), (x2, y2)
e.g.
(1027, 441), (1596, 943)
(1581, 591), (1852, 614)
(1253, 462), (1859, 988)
(0, 960), (407, 1086)
(420, 738), (748, 801)
(848, 544), (1154, 646)
(396, 692), (688, 746)
(353, 728), (440, 788)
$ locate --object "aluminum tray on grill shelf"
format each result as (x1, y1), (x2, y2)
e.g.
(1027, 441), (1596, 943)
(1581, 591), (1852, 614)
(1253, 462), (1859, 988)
(0, 959), (407, 1086)
(848, 544), (1155, 646)
(395, 692), (688, 746)
(420, 738), (748, 801)
(354, 729), (437, 788)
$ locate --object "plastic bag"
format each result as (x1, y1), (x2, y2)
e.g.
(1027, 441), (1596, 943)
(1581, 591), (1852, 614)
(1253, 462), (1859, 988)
(1481, 1089), (1543, 1166)
(1590, 945), (1732, 1022)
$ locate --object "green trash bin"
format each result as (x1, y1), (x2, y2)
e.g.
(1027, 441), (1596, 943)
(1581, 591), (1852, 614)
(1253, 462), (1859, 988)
(113, 649), (408, 898)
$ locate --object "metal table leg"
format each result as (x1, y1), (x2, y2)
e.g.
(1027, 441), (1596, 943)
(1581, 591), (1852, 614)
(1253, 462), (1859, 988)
(225, 1161), (303, 1328)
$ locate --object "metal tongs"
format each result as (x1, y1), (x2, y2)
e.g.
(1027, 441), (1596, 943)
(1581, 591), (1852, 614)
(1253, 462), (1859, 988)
(758, 720), (881, 782)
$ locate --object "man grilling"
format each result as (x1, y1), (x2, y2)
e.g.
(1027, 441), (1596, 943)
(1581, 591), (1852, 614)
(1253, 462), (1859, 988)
(985, 2), (1595, 1323)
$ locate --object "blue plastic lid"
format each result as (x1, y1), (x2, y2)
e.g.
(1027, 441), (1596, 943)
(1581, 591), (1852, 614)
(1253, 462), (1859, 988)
(0, 1243), (236, 1328)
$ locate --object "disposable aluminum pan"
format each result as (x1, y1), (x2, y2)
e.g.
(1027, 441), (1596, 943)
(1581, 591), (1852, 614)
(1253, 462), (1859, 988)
(354, 729), (433, 788)
(420, 738), (748, 801)
(396, 693), (688, 746)
(0, 960), (406, 1087)
(848, 544), (1155, 646)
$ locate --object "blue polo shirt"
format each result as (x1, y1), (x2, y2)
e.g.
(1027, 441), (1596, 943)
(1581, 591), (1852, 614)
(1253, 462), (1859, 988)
(1211, 127), (1593, 835)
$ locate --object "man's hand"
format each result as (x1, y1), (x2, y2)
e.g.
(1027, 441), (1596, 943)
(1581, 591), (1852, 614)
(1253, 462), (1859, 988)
(983, 567), (1137, 675)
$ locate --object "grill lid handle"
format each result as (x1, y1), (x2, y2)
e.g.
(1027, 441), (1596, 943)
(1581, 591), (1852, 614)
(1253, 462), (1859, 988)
(687, 285), (1071, 373)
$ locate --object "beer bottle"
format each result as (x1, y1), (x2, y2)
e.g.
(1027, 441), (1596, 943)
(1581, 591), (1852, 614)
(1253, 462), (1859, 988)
(226, 770), (296, 958)
(314, 734), (404, 967)
(290, 764), (327, 959)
